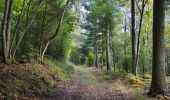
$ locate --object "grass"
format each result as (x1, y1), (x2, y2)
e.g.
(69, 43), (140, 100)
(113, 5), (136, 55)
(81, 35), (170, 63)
(0, 58), (75, 99)
(133, 89), (147, 100)
(73, 66), (154, 99)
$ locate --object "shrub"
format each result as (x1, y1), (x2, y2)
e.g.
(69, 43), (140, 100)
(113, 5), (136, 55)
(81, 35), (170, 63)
(62, 62), (75, 75)
(87, 52), (94, 67)
(126, 74), (144, 88)
(6, 58), (18, 64)
(142, 74), (151, 79)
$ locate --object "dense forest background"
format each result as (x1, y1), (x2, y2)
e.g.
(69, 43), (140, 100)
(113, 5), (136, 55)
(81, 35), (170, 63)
(0, 0), (170, 99)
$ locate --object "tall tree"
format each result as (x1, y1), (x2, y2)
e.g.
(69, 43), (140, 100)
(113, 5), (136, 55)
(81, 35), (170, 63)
(94, 32), (99, 68)
(106, 26), (111, 70)
(131, 0), (137, 75)
(135, 0), (148, 69)
(1, 0), (14, 62)
(148, 0), (167, 96)
(39, 0), (70, 63)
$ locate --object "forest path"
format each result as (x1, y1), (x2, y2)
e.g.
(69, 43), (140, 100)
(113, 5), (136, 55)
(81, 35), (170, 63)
(43, 67), (134, 100)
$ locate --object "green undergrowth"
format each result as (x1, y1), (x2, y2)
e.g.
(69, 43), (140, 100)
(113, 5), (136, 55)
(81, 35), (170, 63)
(166, 76), (170, 88)
(0, 58), (75, 99)
(102, 70), (149, 88)
(91, 69), (145, 87)
(44, 58), (75, 77)
(75, 67), (148, 99)
(133, 89), (147, 100)
(93, 69), (149, 99)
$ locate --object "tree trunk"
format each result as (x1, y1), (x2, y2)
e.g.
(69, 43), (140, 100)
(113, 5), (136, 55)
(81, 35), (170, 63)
(101, 33), (104, 69)
(148, 0), (167, 96)
(95, 39), (99, 68)
(135, 0), (148, 69)
(9, 0), (28, 58)
(106, 30), (111, 70)
(142, 36), (145, 75)
(101, 47), (104, 69)
(39, 41), (49, 63)
(113, 63), (116, 72)
(124, 12), (128, 72)
(95, 46), (99, 68)
(131, 0), (137, 75)
(5, 0), (14, 58)
(39, 0), (69, 63)
(1, 0), (10, 62)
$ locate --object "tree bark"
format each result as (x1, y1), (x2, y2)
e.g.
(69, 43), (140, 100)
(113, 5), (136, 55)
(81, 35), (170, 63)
(101, 32), (105, 69)
(1, 0), (10, 62)
(106, 29), (111, 70)
(95, 38), (99, 68)
(39, 41), (49, 63)
(148, 0), (167, 96)
(5, 0), (14, 58)
(131, 0), (137, 75)
(142, 36), (145, 74)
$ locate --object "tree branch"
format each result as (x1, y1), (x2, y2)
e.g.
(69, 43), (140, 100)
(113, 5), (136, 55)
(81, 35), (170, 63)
(46, 0), (70, 42)
(135, 0), (142, 14)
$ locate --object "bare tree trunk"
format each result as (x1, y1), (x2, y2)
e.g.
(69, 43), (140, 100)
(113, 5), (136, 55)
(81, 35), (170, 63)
(148, 0), (167, 96)
(106, 29), (111, 70)
(142, 36), (145, 74)
(95, 38), (99, 68)
(1, 0), (10, 62)
(39, 41), (49, 63)
(131, 0), (137, 75)
(38, 3), (47, 64)
(5, 0), (14, 59)
(123, 12), (128, 72)
(101, 32), (104, 69)
(113, 63), (116, 72)
(101, 47), (104, 69)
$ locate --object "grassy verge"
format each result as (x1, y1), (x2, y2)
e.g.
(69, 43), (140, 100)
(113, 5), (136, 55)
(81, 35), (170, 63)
(0, 59), (75, 99)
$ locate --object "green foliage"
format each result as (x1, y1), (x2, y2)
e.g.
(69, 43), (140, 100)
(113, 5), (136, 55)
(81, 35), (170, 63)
(134, 90), (147, 100)
(107, 70), (127, 80)
(6, 58), (18, 65)
(13, 78), (29, 95)
(30, 59), (75, 96)
(43, 58), (67, 81)
(142, 74), (151, 79)
(46, 12), (77, 61)
(126, 74), (145, 88)
(87, 52), (94, 67)
(44, 58), (75, 79)
(62, 62), (75, 76)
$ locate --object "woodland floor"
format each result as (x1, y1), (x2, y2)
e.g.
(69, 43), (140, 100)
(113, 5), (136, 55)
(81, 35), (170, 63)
(41, 67), (138, 100)
(1, 64), (169, 100)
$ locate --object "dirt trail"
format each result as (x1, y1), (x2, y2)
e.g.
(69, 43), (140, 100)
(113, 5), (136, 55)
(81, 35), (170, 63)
(43, 67), (134, 100)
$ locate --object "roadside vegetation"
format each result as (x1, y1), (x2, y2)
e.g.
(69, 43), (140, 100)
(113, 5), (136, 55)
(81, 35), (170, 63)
(0, 58), (74, 99)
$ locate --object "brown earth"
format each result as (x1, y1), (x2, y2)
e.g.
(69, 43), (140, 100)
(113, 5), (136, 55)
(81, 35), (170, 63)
(41, 67), (135, 100)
